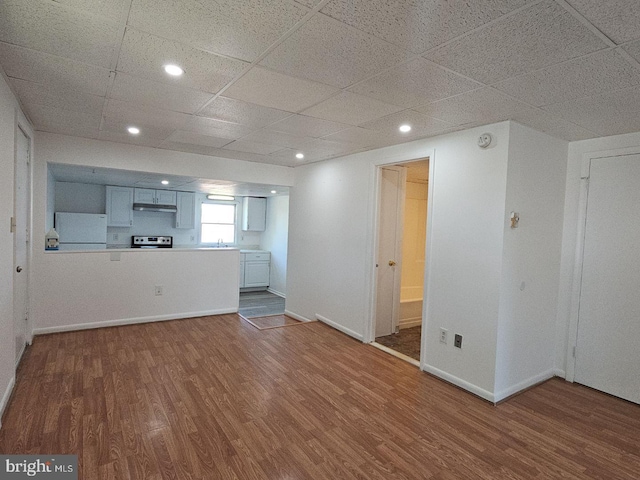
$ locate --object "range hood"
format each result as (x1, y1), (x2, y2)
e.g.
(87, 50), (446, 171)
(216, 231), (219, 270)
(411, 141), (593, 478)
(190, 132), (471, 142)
(132, 203), (178, 213)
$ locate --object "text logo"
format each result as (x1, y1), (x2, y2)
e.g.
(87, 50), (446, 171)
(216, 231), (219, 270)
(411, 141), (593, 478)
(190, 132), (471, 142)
(0, 456), (77, 479)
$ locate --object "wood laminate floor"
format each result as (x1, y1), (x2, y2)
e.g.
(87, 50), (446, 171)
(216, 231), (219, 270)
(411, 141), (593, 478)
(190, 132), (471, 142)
(1, 315), (639, 479)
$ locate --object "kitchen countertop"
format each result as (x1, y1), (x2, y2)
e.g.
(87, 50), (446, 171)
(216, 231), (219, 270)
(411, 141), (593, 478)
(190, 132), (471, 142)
(46, 247), (240, 253)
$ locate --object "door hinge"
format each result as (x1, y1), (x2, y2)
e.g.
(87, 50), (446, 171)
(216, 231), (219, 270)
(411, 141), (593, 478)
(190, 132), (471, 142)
(10, 216), (16, 233)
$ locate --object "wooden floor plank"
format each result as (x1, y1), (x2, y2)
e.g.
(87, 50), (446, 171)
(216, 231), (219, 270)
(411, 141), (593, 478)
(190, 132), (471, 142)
(1, 313), (639, 479)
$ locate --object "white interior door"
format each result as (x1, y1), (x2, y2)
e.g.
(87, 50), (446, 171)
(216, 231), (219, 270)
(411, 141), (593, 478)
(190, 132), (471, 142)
(14, 127), (30, 364)
(375, 167), (403, 338)
(575, 154), (640, 404)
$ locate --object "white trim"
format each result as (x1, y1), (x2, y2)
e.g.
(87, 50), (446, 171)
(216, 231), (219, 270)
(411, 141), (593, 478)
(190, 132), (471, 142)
(422, 363), (495, 403)
(31, 308), (237, 336)
(316, 314), (364, 341)
(370, 342), (420, 367)
(554, 368), (566, 378)
(493, 369), (556, 403)
(399, 318), (422, 329)
(267, 288), (286, 298)
(420, 151), (436, 370)
(0, 376), (15, 430)
(284, 310), (312, 323)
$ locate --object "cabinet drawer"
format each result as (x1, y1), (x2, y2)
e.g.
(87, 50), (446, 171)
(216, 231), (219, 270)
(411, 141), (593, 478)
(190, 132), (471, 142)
(244, 252), (270, 262)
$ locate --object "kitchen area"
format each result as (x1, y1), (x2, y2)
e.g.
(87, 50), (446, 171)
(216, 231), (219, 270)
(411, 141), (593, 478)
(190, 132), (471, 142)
(36, 162), (290, 333)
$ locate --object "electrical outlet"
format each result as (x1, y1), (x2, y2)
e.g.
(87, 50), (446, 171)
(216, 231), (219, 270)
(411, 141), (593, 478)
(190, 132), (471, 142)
(155, 285), (163, 296)
(454, 334), (463, 349)
(439, 328), (448, 345)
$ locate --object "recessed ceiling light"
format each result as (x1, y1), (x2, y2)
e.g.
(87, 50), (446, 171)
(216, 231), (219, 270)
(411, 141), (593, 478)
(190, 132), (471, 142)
(399, 124), (412, 133)
(164, 64), (184, 76)
(295, 153), (304, 159)
(161, 180), (169, 185)
(127, 126), (140, 135)
(270, 190), (277, 194)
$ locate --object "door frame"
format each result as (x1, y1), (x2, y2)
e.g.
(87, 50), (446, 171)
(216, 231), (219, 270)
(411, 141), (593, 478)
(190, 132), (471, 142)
(13, 119), (33, 357)
(365, 151), (435, 371)
(565, 146), (640, 382)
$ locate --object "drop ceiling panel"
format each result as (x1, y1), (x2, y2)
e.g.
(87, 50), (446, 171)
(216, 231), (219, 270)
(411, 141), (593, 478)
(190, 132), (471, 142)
(46, 0), (129, 24)
(117, 29), (248, 94)
(259, 13), (411, 88)
(493, 49), (640, 107)
(27, 104), (102, 135)
(197, 97), (291, 128)
(542, 84), (640, 136)
(361, 110), (452, 138)
(566, 0), (640, 44)
(623, 40), (640, 63)
(99, 130), (166, 148)
(319, 0), (533, 53)
(165, 131), (232, 148)
(222, 140), (285, 155)
(239, 129), (316, 149)
(268, 114), (348, 137)
(127, 0), (310, 62)
(425, 0), (608, 84)
(158, 141), (233, 158)
(11, 78), (105, 115)
(0, 0), (121, 68)
(301, 91), (403, 126)
(110, 72), (215, 114)
(348, 58), (481, 108)
(0, 43), (111, 97)
(320, 126), (390, 147)
(103, 100), (191, 131)
(224, 67), (339, 112)
(183, 117), (256, 140)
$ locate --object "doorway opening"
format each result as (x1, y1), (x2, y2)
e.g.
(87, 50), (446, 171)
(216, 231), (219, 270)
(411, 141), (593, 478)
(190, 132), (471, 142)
(372, 159), (430, 366)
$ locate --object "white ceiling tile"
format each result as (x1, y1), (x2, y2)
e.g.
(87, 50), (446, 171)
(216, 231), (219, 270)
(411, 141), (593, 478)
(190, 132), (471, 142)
(415, 87), (537, 125)
(117, 29), (248, 94)
(164, 131), (232, 148)
(183, 117), (256, 140)
(622, 40), (640, 63)
(493, 49), (640, 106)
(46, 0), (129, 23)
(542, 84), (640, 136)
(299, 138), (366, 160)
(361, 110), (453, 138)
(266, 148), (306, 166)
(222, 140), (285, 155)
(204, 148), (285, 165)
(224, 67), (339, 112)
(158, 141), (233, 157)
(0, 0), (121, 68)
(320, 0), (533, 53)
(27, 104), (102, 133)
(268, 114), (348, 137)
(0, 42), (111, 96)
(424, 0), (608, 84)
(293, 0), (322, 8)
(348, 57), (482, 108)
(11, 78), (104, 115)
(128, 0), (309, 62)
(302, 91), (403, 126)
(566, 0), (640, 44)
(103, 99), (191, 131)
(197, 97), (291, 127)
(239, 129), (316, 149)
(320, 126), (389, 147)
(259, 13), (411, 88)
(511, 112), (597, 141)
(98, 130), (165, 148)
(100, 120), (175, 140)
(111, 72), (215, 114)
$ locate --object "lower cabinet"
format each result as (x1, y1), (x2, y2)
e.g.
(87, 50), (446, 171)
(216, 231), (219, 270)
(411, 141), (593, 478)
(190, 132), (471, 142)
(239, 252), (270, 288)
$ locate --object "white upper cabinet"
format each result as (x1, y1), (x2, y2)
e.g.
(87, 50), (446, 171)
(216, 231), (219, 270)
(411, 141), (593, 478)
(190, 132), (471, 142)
(134, 188), (177, 206)
(242, 197), (266, 232)
(175, 192), (196, 229)
(106, 186), (133, 227)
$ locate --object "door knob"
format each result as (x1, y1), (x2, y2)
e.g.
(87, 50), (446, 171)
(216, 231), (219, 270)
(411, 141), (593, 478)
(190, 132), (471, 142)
(16, 266), (22, 273)
(388, 260), (396, 266)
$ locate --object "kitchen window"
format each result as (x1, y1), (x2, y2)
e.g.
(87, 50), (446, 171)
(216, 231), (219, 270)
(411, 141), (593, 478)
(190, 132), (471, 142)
(200, 201), (236, 244)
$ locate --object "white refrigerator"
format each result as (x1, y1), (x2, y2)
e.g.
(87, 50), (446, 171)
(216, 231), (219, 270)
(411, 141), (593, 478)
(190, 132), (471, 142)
(54, 213), (108, 250)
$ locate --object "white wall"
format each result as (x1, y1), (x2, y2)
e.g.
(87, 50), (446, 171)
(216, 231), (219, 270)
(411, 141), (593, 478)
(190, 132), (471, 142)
(494, 122), (567, 399)
(287, 122), (511, 397)
(556, 131), (640, 377)
(0, 72), (33, 426)
(261, 195), (289, 297)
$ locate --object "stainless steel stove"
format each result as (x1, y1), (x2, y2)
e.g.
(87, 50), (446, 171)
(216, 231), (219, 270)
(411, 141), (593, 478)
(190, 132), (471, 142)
(131, 236), (173, 248)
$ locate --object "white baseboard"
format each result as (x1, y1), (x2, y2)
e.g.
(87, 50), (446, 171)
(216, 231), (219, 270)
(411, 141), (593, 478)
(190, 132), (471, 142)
(493, 369), (556, 403)
(267, 288), (286, 298)
(399, 318), (422, 329)
(32, 308), (238, 336)
(553, 368), (566, 378)
(315, 314), (364, 341)
(0, 376), (15, 430)
(422, 364), (495, 403)
(284, 310), (313, 323)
